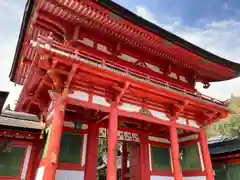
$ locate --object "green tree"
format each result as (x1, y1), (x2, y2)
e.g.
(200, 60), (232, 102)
(207, 95), (240, 139)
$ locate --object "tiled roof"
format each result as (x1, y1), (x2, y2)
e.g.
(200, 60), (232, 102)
(0, 110), (41, 130)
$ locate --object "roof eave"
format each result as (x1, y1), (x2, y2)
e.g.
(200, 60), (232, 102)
(10, 0), (240, 83)
(9, 0), (34, 82)
(96, 0), (240, 74)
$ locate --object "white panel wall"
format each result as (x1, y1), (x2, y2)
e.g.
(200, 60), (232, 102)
(150, 176), (206, 180)
(21, 145), (32, 179)
(150, 176), (174, 180)
(183, 177), (206, 180)
(56, 170), (84, 180)
(81, 134), (88, 166)
(35, 167), (44, 180)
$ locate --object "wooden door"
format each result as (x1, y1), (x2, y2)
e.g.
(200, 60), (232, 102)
(129, 142), (141, 180)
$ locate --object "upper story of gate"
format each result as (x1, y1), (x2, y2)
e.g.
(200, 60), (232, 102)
(8, 0), (240, 125)
(10, 0), (240, 89)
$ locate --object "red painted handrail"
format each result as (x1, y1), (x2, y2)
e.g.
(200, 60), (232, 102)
(34, 36), (227, 107)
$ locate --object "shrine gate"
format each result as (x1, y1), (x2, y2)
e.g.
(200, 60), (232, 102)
(7, 0), (240, 180)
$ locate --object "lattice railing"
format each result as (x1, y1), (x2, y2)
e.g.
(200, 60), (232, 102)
(31, 36), (227, 107)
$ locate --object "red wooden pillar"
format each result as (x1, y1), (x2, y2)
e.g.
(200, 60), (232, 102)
(84, 123), (99, 180)
(107, 101), (118, 180)
(42, 95), (66, 180)
(140, 134), (150, 180)
(121, 142), (127, 180)
(170, 126), (183, 180)
(199, 130), (214, 180)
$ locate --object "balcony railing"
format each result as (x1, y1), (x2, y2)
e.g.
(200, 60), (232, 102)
(31, 36), (227, 107)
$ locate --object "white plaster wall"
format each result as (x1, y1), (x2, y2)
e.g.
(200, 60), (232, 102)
(150, 176), (174, 180)
(21, 145), (32, 179)
(35, 167), (44, 180)
(56, 170), (84, 180)
(179, 134), (198, 142)
(68, 91), (89, 101)
(150, 176), (206, 180)
(81, 134), (88, 166)
(148, 136), (170, 143)
(183, 177), (206, 180)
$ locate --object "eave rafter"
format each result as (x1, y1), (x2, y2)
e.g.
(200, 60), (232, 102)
(23, 0), (228, 85)
(19, 7), (231, 97)
(33, 11), (173, 75)
(37, 0), (234, 80)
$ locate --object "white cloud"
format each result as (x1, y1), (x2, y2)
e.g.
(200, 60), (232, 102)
(136, 6), (159, 25)
(135, 5), (240, 100)
(0, 0), (24, 19)
(223, 3), (231, 11)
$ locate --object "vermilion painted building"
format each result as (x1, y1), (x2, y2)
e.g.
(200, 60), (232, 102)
(6, 0), (240, 180)
(0, 91), (41, 180)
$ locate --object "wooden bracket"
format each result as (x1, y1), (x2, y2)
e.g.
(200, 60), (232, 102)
(114, 81), (129, 104)
(169, 101), (188, 120)
(65, 63), (78, 88)
(135, 60), (147, 68)
(201, 111), (218, 127)
(110, 43), (121, 56)
(66, 26), (81, 46)
(47, 69), (63, 93)
(204, 110), (228, 126)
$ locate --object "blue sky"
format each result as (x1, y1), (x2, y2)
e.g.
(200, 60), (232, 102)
(113, 0), (240, 100)
(1, 0), (240, 104)
(0, 0), (24, 87)
(0, 0), (25, 106)
(114, 0), (240, 26)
